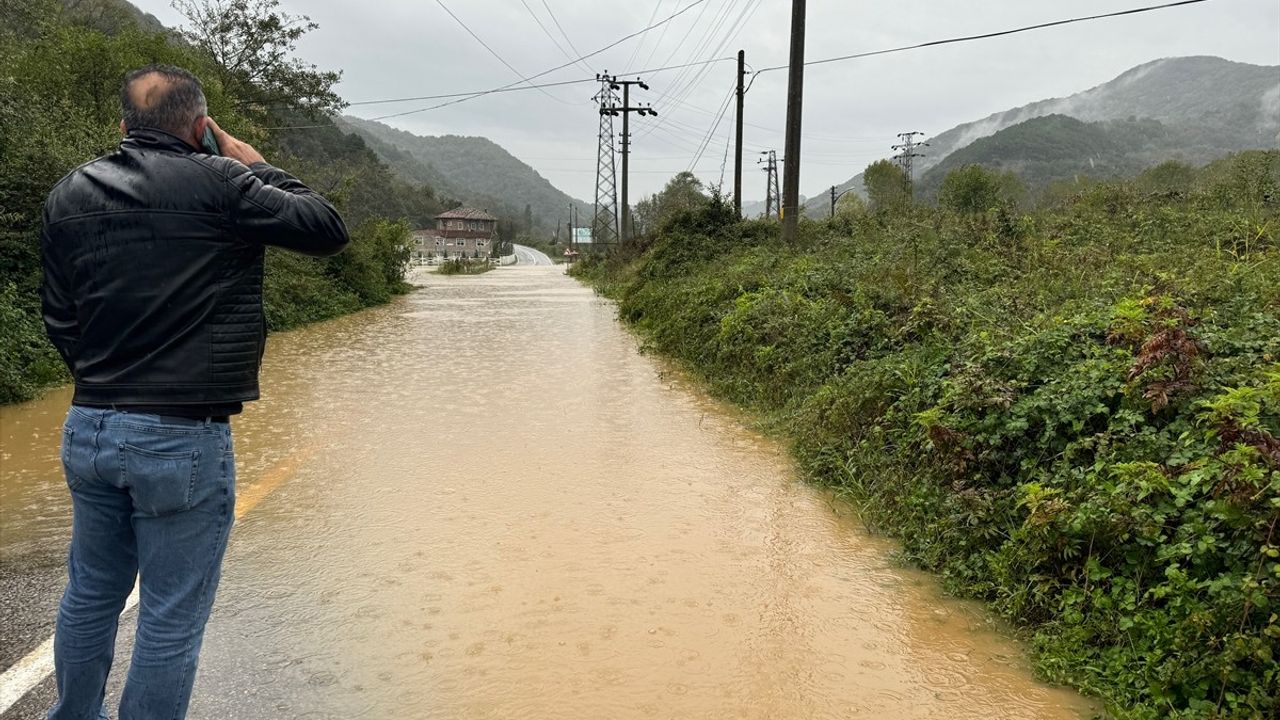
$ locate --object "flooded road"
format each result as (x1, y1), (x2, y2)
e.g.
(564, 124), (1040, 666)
(1, 267), (1095, 719)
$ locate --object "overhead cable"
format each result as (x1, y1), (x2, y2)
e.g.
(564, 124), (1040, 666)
(754, 0), (1215, 74)
(433, 0), (574, 105)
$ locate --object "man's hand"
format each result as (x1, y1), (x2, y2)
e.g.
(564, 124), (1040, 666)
(206, 117), (266, 166)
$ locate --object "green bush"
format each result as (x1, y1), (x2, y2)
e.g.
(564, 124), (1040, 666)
(576, 151), (1280, 719)
(436, 258), (493, 276)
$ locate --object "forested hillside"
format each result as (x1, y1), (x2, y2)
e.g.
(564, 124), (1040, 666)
(813, 56), (1280, 216)
(914, 113), (1260, 199)
(338, 115), (589, 234)
(0, 0), (445, 403)
(577, 151), (1280, 719)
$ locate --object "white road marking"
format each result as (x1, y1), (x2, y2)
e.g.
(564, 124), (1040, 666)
(0, 448), (309, 713)
(0, 585), (139, 713)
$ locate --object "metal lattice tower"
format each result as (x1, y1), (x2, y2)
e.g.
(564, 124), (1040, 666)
(592, 75), (621, 248)
(892, 131), (930, 197)
(758, 150), (781, 220)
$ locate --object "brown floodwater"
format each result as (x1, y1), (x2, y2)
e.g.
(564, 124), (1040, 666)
(0, 266), (1097, 719)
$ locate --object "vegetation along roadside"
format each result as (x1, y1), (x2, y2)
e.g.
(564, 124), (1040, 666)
(574, 153), (1280, 719)
(0, 0), (449, 404)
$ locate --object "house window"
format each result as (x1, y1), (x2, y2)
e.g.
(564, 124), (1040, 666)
(476, 240), (487, 247)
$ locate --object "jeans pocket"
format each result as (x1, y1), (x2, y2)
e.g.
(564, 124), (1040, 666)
(120, 442), (200, 516)
(61, 426), (84, 490)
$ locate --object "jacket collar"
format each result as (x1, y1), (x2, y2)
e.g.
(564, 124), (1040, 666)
(121, 127), (197, 153)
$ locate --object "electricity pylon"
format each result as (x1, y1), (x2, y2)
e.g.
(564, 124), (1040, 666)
(892, 131), (929, 198)
(592, 74), (621, 248)
(758, 150), (781, 220)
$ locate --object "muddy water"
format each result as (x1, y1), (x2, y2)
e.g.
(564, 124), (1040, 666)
(0, 267), (1095, 719)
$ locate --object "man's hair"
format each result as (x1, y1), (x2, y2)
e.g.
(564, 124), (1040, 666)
(120, 64), (208, 136)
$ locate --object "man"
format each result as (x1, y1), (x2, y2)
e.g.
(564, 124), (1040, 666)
(41, 64), (348, 718)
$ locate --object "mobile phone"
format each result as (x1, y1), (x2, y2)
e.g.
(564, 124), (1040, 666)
(200, 126), (220, 155)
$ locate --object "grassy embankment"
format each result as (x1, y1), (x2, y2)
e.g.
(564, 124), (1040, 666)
(574, 152), (1279, 719)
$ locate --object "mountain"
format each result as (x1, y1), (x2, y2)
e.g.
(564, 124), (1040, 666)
(337, 116), (589, 234)
(810, 56), (1280, 214)
(915, 113), (1249, 198)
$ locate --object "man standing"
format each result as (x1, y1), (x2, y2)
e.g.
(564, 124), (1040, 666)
(41, 65), (348, 718)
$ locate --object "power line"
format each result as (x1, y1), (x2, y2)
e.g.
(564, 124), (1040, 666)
(652, 0), (762, 128)
(639, 0), (679, 70)
(645, 0), (719, 85)
(279, 0), (1217, 129)
(652, 0), (736, 102)
(433, 0), (573, 105)
(358, 0), (714, 120)
(755, 0), (1215, 74)
(625, 0), (667, 71)
(338, 58), (734, 111)
(540, 0), (592, 72)
(620, 56), (737, 78)
(519, 0), (592, 74)
(346, 77), (594, 108)
(686, 84), (736, 171)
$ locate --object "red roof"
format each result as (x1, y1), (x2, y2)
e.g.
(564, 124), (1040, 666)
(436, 208), (498, 221)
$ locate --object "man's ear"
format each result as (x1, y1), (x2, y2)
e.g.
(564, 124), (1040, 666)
(119, 120), (127, 137)
(191, 116), (210, 149)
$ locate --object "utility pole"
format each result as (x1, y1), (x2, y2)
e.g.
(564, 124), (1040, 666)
(830, 185), (836, 219)
(892, 131), (929, 199)
(607, 76), (656, 245)
(734, 49), (746, 218)
(568, 202), (577, 253)
(758, 150), (780, 220)
(780, 0), (806, 242)
(593, 75), (621, 249)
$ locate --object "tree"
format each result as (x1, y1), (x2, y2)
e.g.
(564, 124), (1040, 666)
(1136, 160), (1198, 194)
(633, 171), (709, 237)
(863, 160), (910, 213)
(172, 0), (344, 122)
(523, 203), (533, 234)
(834, 192), (868, 219)
(938, 165), (1025, 214)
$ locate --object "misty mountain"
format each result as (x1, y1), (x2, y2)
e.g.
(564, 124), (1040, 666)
(806, 55), (1279, 215)
(914, 113), (1255, 199)
(337, 116), (589, 234)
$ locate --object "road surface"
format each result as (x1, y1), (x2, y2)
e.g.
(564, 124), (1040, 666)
(0, 268), (1094, 719)
(512, 243), (554, 266)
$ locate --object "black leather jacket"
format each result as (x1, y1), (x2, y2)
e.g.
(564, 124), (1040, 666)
(41, 128), (349, 413)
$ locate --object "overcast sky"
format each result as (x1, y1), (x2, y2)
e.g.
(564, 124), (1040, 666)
(130, 0), (1280, 202)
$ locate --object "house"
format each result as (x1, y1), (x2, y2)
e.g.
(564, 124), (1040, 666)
(411, 208), (499, 262)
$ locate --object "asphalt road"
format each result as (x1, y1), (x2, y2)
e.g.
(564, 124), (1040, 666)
(512, 243), (554, 266)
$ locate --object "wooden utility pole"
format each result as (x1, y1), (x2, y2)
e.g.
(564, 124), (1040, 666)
(734, 49), (745, 218)
(781, 0), (806, 243)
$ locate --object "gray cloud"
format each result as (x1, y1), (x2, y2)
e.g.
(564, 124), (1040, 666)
(133, 0), (1280, 202)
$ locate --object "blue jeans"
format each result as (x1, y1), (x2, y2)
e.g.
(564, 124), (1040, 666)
(50, 407), (236, 720)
